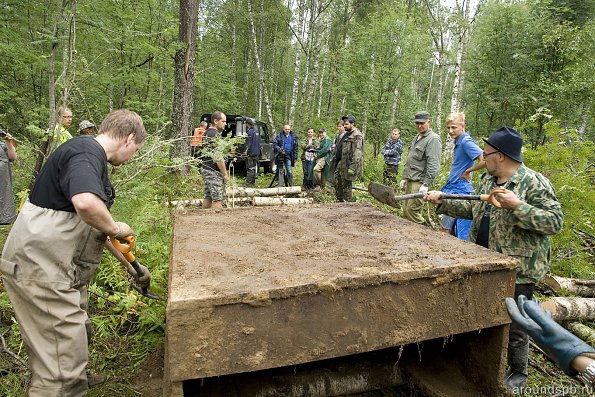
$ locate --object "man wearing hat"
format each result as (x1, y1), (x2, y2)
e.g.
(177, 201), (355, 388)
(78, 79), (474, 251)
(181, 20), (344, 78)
(78, 120), (95, 136)
(424, 126), (563, 389)
(332, 115), (363, 201)
(400, 111), (442, 224)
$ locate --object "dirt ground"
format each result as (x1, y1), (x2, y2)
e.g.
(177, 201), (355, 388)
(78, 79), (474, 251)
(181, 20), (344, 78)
(140, 203), (518, 396)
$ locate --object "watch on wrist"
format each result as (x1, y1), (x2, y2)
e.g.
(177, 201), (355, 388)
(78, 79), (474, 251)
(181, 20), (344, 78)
(577, 361), (595, 386)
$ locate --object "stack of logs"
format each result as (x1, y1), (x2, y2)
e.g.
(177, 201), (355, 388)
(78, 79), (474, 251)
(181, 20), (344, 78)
(540, 275), (595, 346)
(168, 186), (313, 210)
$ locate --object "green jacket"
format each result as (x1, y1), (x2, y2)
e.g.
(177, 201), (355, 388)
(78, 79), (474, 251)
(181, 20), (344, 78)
(316, 136), (332, 163)
(402, 129), (441, 186)
(437, 164), (563, 284)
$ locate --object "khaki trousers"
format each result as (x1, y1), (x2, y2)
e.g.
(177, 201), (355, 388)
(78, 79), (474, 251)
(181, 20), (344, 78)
(313, 158), (326, 186)
(401, 180), (428, 225)
(1, 201), (105, 397)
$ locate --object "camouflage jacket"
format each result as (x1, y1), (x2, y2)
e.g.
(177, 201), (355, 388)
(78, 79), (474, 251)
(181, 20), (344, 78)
(382, 138), (404, 166)
(402, 129), (442, 186)
(338, 127), (364, 181)
(437, 164), (563, 284)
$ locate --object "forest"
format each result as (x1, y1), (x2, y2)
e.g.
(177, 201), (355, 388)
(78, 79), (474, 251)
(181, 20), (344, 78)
(0, 0), (594, 395)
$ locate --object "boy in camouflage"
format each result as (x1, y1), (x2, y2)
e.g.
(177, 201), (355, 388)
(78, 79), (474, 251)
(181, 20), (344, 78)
(424, 126), (563, 390)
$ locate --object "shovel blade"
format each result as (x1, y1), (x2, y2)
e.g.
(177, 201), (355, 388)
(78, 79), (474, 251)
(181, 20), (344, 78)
(368, 182), (401, 209)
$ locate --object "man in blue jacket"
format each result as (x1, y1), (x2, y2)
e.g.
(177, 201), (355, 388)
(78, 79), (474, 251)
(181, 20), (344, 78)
(273, 124), (298, 186)
(244, 118), (261, 187)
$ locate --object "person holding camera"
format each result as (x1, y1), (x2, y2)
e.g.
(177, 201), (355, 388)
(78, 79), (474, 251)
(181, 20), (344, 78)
(0, 128), (17, 224)
(300, 127), (317, 189)
(273, 124), (298, 186)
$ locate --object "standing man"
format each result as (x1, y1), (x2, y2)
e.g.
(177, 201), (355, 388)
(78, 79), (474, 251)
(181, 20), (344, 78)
(244, 118), (261, 187)
(52, 106), (74, 147)
(313, 128), (332, 188)
(0, 128), (17, 224)
(300, 127), (317, 189)
(333, 115), (363, 202)
(199, 111), (230, 209)
(273, 124), (298, 186)
(400, 111), (442, 224)
(424, 126), (563, 389)
(439, 112), (485, 240)
(382, 128), (404, 187)
(1, 109), (150, 396)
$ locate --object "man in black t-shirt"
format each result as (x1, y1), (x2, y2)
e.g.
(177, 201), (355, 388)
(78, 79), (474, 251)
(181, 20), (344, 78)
(199, 111), (229, 209)
(1, 109), (148, 397)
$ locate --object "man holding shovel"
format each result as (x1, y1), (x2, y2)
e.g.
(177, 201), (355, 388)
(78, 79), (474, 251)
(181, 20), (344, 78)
(1, 109), (150, 396)
(424, 126), (563, 389)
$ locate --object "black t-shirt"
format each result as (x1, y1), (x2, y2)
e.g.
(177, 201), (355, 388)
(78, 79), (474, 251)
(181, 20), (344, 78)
(30, 136), (114, 212)
(475, 181), (505, 248)
(199, 127), (221, 172)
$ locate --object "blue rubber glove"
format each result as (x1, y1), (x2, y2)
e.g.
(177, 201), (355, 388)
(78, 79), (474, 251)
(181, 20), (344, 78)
(506, 295), (595, 375)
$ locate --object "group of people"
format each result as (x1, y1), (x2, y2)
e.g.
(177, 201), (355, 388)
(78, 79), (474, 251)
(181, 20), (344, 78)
(0, 105), (588, 395)
(272, 114), (364, 202)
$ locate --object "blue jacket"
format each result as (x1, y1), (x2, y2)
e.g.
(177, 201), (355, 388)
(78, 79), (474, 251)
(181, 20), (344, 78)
(273, 131), (298, 166)
(245, 127), (261, 157)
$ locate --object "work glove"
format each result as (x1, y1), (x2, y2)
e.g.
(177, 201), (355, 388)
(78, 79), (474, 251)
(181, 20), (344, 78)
(399, 180), (407, 190)
(418, 184), (429, 194)
(113, 221), (135, 239)
(506, 295), (595, 375)
(128, 263), (151, 289)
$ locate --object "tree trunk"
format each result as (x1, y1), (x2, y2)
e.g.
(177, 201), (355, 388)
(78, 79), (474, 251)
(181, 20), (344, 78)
(541, 275), (595, 297)
(248, 0), (275, 132)
(541, 297), (595, 321)
(30, 0), (76, 189)
(288, 0), (305, 127)
(170, 0), (199, 173)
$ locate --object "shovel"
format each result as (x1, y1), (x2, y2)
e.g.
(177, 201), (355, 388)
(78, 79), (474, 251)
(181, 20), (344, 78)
(111, 236), (166, 301)
(368, 182), (506, 209)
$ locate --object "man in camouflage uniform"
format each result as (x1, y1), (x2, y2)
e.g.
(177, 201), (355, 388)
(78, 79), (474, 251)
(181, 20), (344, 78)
(424, 126), (563, 389)
(400, 111), (441, 225)
(332, 114), (363, 202)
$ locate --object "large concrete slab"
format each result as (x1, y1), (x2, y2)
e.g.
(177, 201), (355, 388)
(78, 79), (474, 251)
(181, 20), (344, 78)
(164, 203), (518, 396)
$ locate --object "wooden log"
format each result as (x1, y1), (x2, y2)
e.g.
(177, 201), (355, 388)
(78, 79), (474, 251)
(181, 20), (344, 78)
(541, 275), (595, 297)
(227, 186), (302, 197)
(565, 322), (595, 348)
(168, 199), (203, 208)
(226, 197), (253, 206)
(541, 297), (595, 321)
(253, 197), (313, 206)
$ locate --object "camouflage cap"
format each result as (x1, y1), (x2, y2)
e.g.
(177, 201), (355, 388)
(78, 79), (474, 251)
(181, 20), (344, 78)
(77, 120), (95, 133)
(414, 111), (430, 122)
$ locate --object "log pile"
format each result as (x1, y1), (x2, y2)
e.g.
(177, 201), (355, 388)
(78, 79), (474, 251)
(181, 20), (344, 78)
(226, 186), (313, 207)
(538, 274), (595, 351)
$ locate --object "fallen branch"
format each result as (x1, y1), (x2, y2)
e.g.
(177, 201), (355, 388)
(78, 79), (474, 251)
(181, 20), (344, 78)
(541, 275), (595, 297)
(541, 297), (595, 321)
(0, 327), (30, 371)
(167, 199), (203, 209)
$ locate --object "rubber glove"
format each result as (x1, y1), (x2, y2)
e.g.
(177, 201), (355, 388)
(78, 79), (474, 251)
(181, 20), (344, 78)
(506, 295), (595, 375)
(399, 180), (407, 190)
(418, 184), (429, 194)
(113, 221), (135, 239)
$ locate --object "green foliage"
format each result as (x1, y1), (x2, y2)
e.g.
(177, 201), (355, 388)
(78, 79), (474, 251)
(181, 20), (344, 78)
(522, 121), (595, 279)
